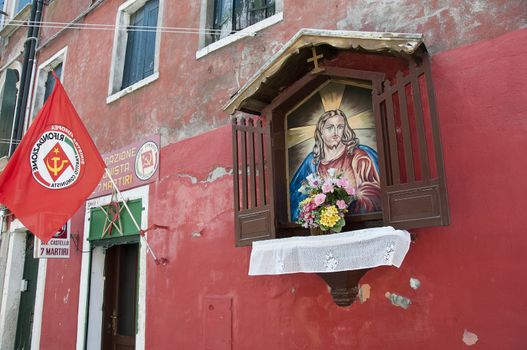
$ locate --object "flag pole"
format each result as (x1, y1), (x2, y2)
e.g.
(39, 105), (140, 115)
(104, 168), (160, 262)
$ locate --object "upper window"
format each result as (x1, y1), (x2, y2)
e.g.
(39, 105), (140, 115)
(43, 62), (62, 102)
(197, 0), (283, 57)
(0, 68), (20, 158)
(121, 0), (158, 89)
(15, 0), (31, 13)
(31, 47), (66, 124)
(108, 0), (161, 102)
(211, 0), (275, 43)
(0, 0), (32, 36)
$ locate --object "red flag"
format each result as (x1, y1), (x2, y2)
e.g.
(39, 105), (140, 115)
(0, 75), (105, 243)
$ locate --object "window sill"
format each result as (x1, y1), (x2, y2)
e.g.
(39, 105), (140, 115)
(0, 4), (32, 39)
(195, 12), (283, 59)
(106, 71), (159, 104)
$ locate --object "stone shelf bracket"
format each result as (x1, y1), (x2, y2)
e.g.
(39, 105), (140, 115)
(317, 269), (371, 306)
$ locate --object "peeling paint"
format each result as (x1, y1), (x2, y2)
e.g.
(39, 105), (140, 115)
(177, 167), (233, 185)
(410, 278), (421, 290)
(385, 292), (411, 309)
(177, 173), (198, 184)
(462, 329), (478, 346)
(205, 167), (232, 183)
(359, 284), (371, 303)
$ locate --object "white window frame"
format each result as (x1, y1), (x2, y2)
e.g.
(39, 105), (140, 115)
(0, 0), (32, 38)
(4, 0), (32, 19)
(76, 185), (149, 350)
(107, 0), (163, 104)
(29, 46), (67, 127)
(196, 0), (284, 59)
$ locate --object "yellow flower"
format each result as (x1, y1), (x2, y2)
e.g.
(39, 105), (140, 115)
(320, 205), (340, 228)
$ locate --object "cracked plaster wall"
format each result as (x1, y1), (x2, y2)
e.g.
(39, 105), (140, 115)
(21, 0), (526, 153)
(27, 0), (527, 349)
(336, 0), (526, 54)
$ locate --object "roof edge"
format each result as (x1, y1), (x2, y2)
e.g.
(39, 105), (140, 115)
(223, 29), (424, 114)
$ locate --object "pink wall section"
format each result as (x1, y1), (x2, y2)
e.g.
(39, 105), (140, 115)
(36, 21), (527, 350)
(39, 208), (85, 350)
(138, 29), (527, 349)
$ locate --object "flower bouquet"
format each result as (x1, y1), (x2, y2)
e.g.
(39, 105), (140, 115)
(296, 168), (356, 234)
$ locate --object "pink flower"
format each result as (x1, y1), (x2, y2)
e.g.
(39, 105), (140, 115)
(336, 177), (349, 188)
(322, 182), (334, 194)
(345, 185), (356, 196)
(336, 200), (347, 210)
(313, 193), (326, 206)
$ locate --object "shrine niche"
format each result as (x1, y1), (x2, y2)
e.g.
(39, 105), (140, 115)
(226, 29), (450, 306)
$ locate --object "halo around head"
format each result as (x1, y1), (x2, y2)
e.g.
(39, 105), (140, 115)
(320, 83), (345, 112)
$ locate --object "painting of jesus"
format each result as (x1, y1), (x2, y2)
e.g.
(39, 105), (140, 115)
(287, 81), (382, 221)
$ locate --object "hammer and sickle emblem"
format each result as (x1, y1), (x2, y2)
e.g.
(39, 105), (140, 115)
(142, 153), (152, 166)
(46, 157), (69, 176)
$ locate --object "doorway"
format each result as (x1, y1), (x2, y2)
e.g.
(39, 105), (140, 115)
(102, 243), (139, 350)
(78, 186), (148, 350)
(14, 234), (39, 350)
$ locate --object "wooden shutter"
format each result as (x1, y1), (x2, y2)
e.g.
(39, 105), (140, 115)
(122, 8), (143, 89)
(142, 0), (158, 78)
(212, 0), (233, 42)
(373, 56), (450, 229)
(0, 69), (18, 158)
(122, 0), (158, 89)
(232, 115), (275, 246)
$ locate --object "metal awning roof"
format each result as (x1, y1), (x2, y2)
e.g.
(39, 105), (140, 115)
(223, 29), (425, 115)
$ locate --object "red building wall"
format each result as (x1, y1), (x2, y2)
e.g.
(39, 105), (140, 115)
(32, 1), (527, 349)
(140, 30), (527, 349)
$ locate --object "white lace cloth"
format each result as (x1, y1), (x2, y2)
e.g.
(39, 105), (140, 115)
(248, 226), (411, 275)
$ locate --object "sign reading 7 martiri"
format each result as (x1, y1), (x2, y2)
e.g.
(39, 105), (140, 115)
(89, 135), (160, 198)
(34, 222), (70, 259)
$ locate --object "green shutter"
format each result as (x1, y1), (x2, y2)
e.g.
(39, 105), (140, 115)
(88, 199), (143, 245)
(0, 69), (19, 158)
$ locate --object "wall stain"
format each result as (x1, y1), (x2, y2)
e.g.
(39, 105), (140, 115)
(385, 292), (411, 309)
(359, 284), (371, 303)
(462, 329), (479, 346)
(410, 277), (421, 290)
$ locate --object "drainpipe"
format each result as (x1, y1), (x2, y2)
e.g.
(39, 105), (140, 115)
(9, 0), (45, 156)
